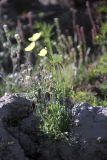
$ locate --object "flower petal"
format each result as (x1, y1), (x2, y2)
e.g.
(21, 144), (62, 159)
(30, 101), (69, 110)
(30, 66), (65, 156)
(25, 42), (35, 51)
(28, 32), (42, 42)
(38, 48), (47, 57)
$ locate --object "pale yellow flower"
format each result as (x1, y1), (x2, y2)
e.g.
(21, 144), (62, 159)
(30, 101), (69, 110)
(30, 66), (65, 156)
(25, 42), (35, 51)
(28, 32), (42, 42)
(38, 48), (47, 57)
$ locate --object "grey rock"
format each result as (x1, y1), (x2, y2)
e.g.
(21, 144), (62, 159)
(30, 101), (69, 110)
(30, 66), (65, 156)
(71, 102), (107, 160)
(0, 95), (36, 160)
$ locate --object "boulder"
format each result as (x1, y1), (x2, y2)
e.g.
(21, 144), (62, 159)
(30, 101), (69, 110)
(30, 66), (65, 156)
(0, 95), (38, 160)
(72, 102), (107, 160)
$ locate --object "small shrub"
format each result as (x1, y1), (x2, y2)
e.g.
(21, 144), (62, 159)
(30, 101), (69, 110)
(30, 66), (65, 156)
(40, 102), (70, 139)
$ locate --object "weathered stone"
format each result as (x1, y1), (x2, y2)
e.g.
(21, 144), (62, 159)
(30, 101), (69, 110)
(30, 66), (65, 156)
(0, 95), (36, 160)
(1, 95), (107, 160)
(72, 102), (107, 160)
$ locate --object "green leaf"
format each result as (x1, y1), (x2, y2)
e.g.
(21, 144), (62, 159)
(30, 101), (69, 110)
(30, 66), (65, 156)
(50, 54), (63, 65)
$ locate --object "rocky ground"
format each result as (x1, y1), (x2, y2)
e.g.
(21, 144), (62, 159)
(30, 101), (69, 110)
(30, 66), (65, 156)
(0, 95), (107, 160)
